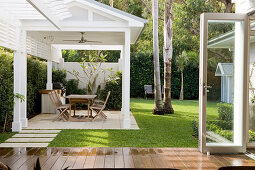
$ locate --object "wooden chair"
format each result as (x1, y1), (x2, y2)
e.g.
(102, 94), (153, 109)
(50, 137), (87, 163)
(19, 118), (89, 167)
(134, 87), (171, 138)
(144, 85), (154, 99)
(90, 91), (111, 120)
(48, 91), (69, 121)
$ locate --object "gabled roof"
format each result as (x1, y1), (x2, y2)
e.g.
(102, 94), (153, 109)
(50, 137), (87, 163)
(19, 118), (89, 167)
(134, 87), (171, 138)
(215, 63), (233, 76)
(66, 0), (148, 24)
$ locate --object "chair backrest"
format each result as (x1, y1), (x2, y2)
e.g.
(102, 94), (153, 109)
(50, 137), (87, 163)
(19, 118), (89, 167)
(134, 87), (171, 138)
(53, 90), (63, 106)
(102, 91), (111, 110)
(48, 91), (60, 108)
(144, 85), (153, 93)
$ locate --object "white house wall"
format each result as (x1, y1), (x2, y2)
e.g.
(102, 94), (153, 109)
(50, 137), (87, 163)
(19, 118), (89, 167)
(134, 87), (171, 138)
(234, 0), (255, 13)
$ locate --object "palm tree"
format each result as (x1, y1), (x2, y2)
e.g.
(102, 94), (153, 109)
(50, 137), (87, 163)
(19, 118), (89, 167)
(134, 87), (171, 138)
(163, 0), (174, 114)
(152, 0), (163, 114)
(176, 51), (189, 101)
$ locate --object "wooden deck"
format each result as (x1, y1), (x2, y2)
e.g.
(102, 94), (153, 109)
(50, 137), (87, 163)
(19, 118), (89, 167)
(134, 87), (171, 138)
(1, 147), (255, 170)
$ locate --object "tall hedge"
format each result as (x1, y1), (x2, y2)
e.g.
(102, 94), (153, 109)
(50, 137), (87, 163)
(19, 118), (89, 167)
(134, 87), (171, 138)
(0, 49), (14, 131)
(27, 57), (47, 115)
(130, 53), (199, 99)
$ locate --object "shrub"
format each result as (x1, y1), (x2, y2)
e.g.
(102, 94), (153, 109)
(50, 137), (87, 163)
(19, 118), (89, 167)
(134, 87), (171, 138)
(249, 130), (255, 142)
(53, 69), (67, 85)
(65, 79), (86, 95)
(217, 102), (233, 121)
(100, 71), (122, 110)
(0, 48), (14, 131)
(207, 120), (232, 130)
(27, 57), (47, 115)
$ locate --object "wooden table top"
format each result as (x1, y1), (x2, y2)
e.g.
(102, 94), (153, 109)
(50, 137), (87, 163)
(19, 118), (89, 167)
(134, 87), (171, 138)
(66, 95), (97, 99)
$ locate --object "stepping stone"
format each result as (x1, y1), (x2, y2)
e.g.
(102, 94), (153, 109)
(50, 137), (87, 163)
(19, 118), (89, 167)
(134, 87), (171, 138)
(13, 134), (57, 138)
(20, 130), (60, 134)
(6, 138), (54, 143)
(0, 143), (48, 148)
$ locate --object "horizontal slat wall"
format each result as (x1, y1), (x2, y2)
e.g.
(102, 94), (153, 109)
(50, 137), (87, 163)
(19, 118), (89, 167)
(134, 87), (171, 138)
(26, 35), (50, 60)
(0, 10), (19, 50)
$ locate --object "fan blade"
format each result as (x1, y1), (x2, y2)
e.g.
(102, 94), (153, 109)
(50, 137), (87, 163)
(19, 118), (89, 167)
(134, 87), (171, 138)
(85, 40), (102, 43)
(63, 40), (80, 41)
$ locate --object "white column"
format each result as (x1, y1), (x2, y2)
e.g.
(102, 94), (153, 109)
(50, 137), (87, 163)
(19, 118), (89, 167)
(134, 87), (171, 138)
(13, 50), (22, 132)
(122, 29), (131, 129)
(20, 30), (27, 128)
(13, 29), (27, 131)
(46, 60), (53, 90)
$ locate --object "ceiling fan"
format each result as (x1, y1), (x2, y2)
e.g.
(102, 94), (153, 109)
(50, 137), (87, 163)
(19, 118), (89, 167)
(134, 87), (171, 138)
(63, 32), (102, 43)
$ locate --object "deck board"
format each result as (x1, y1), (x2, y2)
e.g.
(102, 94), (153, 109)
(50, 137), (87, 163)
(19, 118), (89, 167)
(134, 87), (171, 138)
(0, 147), (255, 169)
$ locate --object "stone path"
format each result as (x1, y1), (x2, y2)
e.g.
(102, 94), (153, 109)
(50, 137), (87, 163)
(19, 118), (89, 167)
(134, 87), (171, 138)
(0, 129), (60, 148)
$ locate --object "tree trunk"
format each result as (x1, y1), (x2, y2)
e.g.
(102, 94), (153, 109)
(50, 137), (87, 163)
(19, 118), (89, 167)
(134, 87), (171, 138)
(225, 2), (233, 13)
(179, 71), (184, 101)
(152, 0), (163, 114)
(110, 0), (114, 7)
(163, 0), (174, 114)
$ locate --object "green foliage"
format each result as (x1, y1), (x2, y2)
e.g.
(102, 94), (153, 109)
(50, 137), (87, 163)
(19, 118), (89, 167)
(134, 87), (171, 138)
(207, 120), (232, 130)
(130, 53), (199, 99)
(53, 69), (86, 95)
(0, 48), (14, 131)
(62, 50), (120, 62)
(249, 130), (255, 142)
(100, 71), (122, 110)
(27, 57), (47, 114)
(65, 79), (86, 95)
(52, 69), (67, 85)
(217, 102), (233, 121)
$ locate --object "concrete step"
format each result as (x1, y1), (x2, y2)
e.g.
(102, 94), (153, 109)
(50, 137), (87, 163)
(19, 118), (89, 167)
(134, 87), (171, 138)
(0, 143), (48, 147)
(13, 134), (57, 138)
(20, 130), (61, 134)
(6, 138), (54, 143)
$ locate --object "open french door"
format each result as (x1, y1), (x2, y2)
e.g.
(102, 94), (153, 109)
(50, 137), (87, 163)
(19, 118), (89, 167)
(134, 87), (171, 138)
(199, 13), (249, 153)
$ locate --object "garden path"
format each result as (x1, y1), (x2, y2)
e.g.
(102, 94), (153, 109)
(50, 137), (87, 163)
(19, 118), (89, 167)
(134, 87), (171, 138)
(0, 129), (61, 147)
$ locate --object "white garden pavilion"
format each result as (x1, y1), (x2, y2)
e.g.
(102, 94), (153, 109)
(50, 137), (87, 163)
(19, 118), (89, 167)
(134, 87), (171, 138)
(0, 0), (147, 132)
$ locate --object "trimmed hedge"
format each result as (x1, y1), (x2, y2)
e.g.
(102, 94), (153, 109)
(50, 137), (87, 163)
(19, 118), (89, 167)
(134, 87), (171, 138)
(100, 71), (122, 110)
(217, 102), (233, 121)
(0, 48), (14, 131)
(130, 53), (199, 99)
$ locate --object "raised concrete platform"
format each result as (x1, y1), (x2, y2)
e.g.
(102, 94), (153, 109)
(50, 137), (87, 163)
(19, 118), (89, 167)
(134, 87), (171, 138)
(20, 130), (61, 133)
(25, 111), (139, 130)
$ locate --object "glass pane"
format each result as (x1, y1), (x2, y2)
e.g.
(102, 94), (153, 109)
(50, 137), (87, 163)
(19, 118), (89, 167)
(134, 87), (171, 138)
(206, 20), (244, 146)
(249, 35), (255, 143)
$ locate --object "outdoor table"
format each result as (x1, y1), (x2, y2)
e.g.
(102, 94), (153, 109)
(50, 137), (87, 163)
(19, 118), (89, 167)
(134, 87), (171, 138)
(66, 95), (97, 122)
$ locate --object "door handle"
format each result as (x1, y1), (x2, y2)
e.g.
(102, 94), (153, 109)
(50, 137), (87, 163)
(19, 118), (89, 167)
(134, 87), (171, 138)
(203, 85), (212, 89)
(203, 83), (212, 96)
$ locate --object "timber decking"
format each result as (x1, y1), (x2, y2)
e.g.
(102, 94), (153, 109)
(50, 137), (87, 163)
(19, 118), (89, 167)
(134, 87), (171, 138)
(0, 147), (255, 170)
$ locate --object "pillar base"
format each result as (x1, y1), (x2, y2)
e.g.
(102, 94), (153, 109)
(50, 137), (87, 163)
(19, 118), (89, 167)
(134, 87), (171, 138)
(12, 121), (22, 132)
(21, 118), (28, 128)
(122, 118), (131, 129)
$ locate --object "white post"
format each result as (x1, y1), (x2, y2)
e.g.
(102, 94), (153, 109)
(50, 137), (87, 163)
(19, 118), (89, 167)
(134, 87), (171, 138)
(13, 50), (22, 132)
(118, 50), (123, 71)
(46, 60), (53, 90)
(20, 30), (28, 128)
(13, 29), (27, 131)
(122, 29), (131, 129)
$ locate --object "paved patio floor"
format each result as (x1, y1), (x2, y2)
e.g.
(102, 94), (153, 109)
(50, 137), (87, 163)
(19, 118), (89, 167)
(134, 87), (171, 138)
(25, 111), (139, 130)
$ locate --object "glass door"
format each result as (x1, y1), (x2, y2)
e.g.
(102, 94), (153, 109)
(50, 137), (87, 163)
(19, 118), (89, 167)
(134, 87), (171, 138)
(199, 13), (249, 153)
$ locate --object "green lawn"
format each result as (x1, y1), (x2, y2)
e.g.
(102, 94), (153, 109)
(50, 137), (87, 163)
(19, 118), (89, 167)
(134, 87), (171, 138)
(0, 132), (16, 143)
(49, 99), (218, 147)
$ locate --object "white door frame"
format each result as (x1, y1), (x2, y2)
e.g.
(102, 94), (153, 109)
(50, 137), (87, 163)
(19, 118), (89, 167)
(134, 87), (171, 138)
(199, 13), (249, 153)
